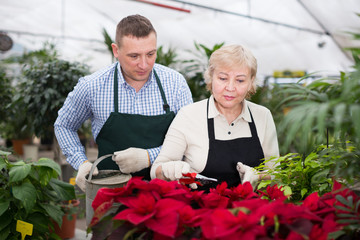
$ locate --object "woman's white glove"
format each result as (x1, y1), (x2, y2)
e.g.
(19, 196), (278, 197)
(236, 162), (259, 189)
(161, 161), (190, 181)
(75, 161), (98, 192)
(112, 147), (150, 174)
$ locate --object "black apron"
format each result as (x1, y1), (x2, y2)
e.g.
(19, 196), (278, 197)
(200, 99), (264, 190)
(95, 63), (175, 180)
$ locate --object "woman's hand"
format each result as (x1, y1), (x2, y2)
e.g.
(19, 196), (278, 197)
(159, 161), (191, 181)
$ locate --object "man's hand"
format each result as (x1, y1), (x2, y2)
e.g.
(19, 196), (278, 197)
(161, 161), (190, 181)
(76, 161), (98, 192)
(112, 147), (150, 174)
(236, 162), (259, 190)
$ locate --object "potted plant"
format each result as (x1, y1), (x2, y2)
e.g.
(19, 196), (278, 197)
(52, 199), (81, 239)
(87, 177), (359, 239)
(0, 150), (76, 239)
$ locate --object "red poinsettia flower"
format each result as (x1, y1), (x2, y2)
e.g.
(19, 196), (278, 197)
(303, 192), (336, 218)
(92, 187), (128, 210)
(144, 198), (188, 237)
(258, 184), (288, 201)
(90, 199), (114, 227)
(198, 191), (229, 209)
(114, 191), (156, 225)
(201, 208), (265, 240)
(232, 198), (270, 213)
(114, 191), (187, 237)
(309, 224), (328, 240)
(228, 182), (258, 202)
(149, 179), (194, 204)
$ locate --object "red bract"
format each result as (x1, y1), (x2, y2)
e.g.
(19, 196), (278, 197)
(91, 187), (127, 210)
(258, 184), (288, 201)
(90, 178), (356, 239)
(114, 191), (187, 237)
(228, 182), (258, 202)
(114, 192), (156, 225)
(198, 191), (229, 209)
(201, 208), (264, 240)
(144, 198), (188, 237)
(90, 199), (114, 227)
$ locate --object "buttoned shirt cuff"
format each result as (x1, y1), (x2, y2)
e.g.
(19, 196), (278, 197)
(147, 146), (161, 164)
(68, 151), (88, 170)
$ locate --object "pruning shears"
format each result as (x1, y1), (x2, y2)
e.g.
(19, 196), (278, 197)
(179, 172), (218, 186)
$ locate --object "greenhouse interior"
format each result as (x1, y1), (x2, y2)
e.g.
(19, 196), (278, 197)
(1, 0), (360, 239)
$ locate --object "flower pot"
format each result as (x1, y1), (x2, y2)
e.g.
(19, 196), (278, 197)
(53, 199), (80, 239)
(23, 144), (38, 162)
(11, 138), (30, 155)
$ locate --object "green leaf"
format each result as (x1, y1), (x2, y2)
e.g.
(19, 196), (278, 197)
(337, 219), (360, 224)
(333, 103), (346, 138)
(40, 202), (64, 227)
(9, 163), (31, 183)
(49, 178), (76, 201)
(335, 195), (353, 208)
(337, 213), (357, 218)
(350, 104), (360, 142)
(33, 158), (61, 177)
(335, 205), (352, 212)
(0, 200), (10, 216)
(0, 211), (12, 232)
(0, 226), (11, 240)
(311, 169), (329, 184)
(300, 188), (308, 198)
(283, 185), (292, 196)
(0, 158), (7, 171)
(12, 182), (37, 213)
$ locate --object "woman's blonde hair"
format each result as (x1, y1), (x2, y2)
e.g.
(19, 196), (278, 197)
(203, 44), (258, 99)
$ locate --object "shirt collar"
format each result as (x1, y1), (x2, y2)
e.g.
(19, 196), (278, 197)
(208, 95), (252, 122)
(115, 63), (155, 87)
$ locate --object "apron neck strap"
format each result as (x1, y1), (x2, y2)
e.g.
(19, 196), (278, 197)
(206, 98), (258, 139)
(113, 63), (170, 113)
(153, 70), (170, 113)
(114, 63), (119, 112)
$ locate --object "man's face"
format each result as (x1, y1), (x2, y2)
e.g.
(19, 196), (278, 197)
(112, 32), (157, 84)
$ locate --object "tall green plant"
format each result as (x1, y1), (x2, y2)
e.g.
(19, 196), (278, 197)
(181, 42), (225, 102)
(278, 71), (360, 156)
(19, 59), (90, 140)
(155, 45), (179, 67)
(0, 151), (76, 239)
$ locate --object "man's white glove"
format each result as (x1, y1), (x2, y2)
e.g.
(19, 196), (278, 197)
(76, 161), (98, 192)
(112, 147), (150, 174)
(161, 161), (190, 181)
(236, 162), (259, 190)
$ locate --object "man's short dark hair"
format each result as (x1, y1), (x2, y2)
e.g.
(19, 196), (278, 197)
(115, 14), (156, 47)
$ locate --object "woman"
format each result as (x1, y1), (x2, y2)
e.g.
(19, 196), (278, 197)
(150, 44), (279, 190)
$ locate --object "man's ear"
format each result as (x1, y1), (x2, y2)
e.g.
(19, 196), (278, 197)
(111, 43), (119, 58)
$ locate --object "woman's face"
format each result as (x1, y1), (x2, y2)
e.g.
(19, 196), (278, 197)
(211, 64), (253, 114)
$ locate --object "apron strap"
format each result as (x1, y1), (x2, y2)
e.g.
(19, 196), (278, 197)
(206, 98), (258, 139)
(206, 99), (215, 140)
(154, 70), (170, 114)
(113, 63), (170, 113)
(114, 63), (119, 113)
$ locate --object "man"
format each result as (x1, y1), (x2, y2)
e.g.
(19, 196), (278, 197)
(54, 14), (193, 191)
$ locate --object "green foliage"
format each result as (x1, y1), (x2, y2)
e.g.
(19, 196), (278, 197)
(181, 42), (225, 102)
(155, 45), (178, 67)
(0, 151), (76, 239)
(19, 59), (90, 139)
(0, 43), (60, 140)
(257, 145), (335, 202)
(331, 194), (360, 239)
(277, 71), (360, 155)
(102, 28), (115, 63)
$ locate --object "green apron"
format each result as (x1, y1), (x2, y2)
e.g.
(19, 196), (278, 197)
(96, 63), (175, 180)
